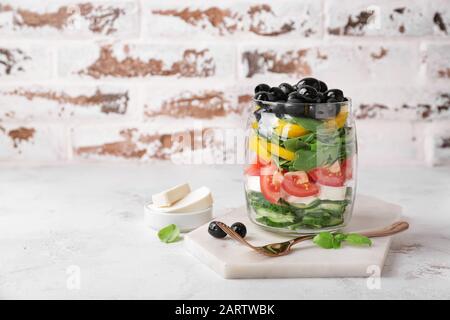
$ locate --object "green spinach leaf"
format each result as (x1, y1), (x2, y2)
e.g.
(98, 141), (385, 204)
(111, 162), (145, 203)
(288, 117), (323, 132)
(291, 149), (317, 171)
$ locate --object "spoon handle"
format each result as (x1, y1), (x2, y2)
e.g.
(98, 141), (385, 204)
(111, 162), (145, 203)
(360, 221), (409, 238)
(290, 235), (314, 246)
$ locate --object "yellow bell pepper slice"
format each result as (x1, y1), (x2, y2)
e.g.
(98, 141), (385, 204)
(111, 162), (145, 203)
(249, 135), (295, 162)
(251, 121), (258, 129)
(249, 135), (272, 162)
(274, 119), (309, 138)
(268, 142), (295, 161)
(325, 105), (349, 129)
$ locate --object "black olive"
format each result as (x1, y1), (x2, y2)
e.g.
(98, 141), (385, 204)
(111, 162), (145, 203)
(319, 81), (328, 93)
(208, 221), (227, 239)
(254, 91), (270, 101)
(316, 92), (326, 103)
(297, 85), (319, 101)
(296, 77), (321, 91)
(269, 87), (287, 101)
(287, 91), (309, 103)
(324, 89), (344, 102)
(231, 222), (247, 238)
(278, 83), (295, 95)
(285, 94), (309, 116)
(254, 83), (271, 94)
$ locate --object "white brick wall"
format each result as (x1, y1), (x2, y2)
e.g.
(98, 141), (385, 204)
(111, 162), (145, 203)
(0, 0), (449, 166)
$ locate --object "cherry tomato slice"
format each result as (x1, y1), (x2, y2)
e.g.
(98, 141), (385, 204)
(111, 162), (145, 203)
(308, 166), (345, 187)
(260, 163), (278, 176)
(281, 174), (319, 197)
(260, 174), (281, 204)
(259, 163), (282, 204)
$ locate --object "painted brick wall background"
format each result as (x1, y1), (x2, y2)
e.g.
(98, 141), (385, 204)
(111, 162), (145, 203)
(0, 0), (449, 166)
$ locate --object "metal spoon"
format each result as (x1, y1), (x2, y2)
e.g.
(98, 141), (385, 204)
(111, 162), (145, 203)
(216, 221), (409, 257)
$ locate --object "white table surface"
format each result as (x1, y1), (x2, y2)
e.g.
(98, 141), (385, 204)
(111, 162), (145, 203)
(0, 163), (449, 299)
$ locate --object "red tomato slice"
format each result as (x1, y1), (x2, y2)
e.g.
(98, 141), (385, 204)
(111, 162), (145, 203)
(260, 163), (277, 176)
(260, 174), (281, 204)
(308, 167), (345, 187)
(342, 158), (353, 180)
(281, 174), (319, 197)
(244, 163), (261, 176)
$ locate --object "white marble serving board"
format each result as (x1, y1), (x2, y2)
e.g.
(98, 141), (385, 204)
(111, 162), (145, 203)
(185, 194), (402, 279)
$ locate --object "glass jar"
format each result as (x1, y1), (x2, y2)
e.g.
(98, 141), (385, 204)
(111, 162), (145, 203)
(244, 98), (357, 235)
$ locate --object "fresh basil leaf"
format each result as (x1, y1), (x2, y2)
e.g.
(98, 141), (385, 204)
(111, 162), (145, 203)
(334, 233), (347, 242)
(313, 232), (335, 249)
(288, 117), (323, 132)
(345, 233), (372, 246)
(157, 224), (180, 243)
(332, 239), (342, 249)
(333, 233), (346, 248)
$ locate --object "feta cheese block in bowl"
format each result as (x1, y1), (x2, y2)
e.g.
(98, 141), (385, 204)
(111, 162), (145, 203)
(144, 204), (212, 232)
(145, 186), (213, 232)
(151, 182), (191, 207)
(149, 187), (213, 213)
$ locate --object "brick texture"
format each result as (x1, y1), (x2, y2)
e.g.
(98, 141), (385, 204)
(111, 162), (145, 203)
(144, 0), (322, 38)
(58, 43), (234, 79)
(0, 123), (67, 160)
(0, 1), (139, 38)
(423, 43), (450, 79)
(239, 43), (420, 85)
(0, 0), (449, 166)
(0, 43), (52, 80)
(326, 0), (433, 36)
(0, 85), (137, 121)
(71, 125), (237, 164)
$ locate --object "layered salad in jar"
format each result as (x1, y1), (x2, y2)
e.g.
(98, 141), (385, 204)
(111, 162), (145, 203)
(244, 78), (356, 234)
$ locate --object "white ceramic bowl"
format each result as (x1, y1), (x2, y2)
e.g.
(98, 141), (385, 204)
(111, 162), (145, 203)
(144, 202), (213, 232)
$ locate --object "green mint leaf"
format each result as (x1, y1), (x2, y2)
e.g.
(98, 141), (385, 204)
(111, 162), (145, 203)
(157, 224), (180, 243)
(313, 232), (335, 249)
(344, 233), (372, 246)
